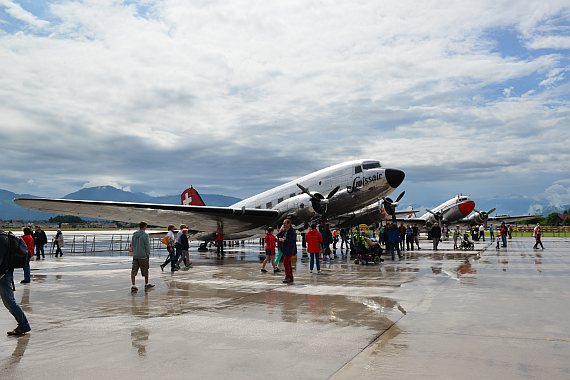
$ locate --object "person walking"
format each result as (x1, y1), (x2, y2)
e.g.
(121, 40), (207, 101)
(398, 223), (406, 252)
(33, 225), (47, 260)
(386, 223), (401, 259)
(305, 224), (323, 274)
(431, 224), (442, 251)
(479, 224), (485, 242)
(173, 224), (186, 268)
(160, 224), (177, 272)
(340, 228), (350, 250)
(260, 227), (279, 273)
(54, 230), (64, 257)
(20, 227), (34, 284)
(179, 228), (192, 269)
(0, 231), (31, 336)
(453, 225), (461, 250)
(489, 224), (495, 240)
(500, 222), (508, 248)
(405, 225), (414, 251)
(533, 223), (544, 249)
(130, 222), (154, 292)
(215, 229), (224, 257)
(412, 224), (421, 250)
(320, 224), (332, 261)
(332, 229), (338, 250)
(279, 219), (296, 283)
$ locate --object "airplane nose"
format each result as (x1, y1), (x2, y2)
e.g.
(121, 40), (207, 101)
(459, 200), (476, 216)
(385, 168), (405, 188)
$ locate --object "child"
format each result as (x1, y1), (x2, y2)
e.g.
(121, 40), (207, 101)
(495, 231), (501, 249)
(261, 227), (279, 273)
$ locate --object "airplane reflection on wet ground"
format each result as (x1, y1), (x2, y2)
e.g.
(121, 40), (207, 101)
(0, 237), (568, 379)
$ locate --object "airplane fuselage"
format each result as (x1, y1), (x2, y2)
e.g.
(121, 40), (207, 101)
(232, 160), (401, 219)
(420, 195), (475, 225)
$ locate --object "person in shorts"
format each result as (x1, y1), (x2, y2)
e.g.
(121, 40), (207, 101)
(131, 222), (154, 292)
(261, 227), (279, 273)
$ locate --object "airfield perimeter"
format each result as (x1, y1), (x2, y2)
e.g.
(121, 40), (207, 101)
(1, 236), (569, 379)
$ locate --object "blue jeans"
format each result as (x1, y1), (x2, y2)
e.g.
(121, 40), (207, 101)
(309, 253), (320, 272)
(35, 243), (44, 259)
(0, 271), (30, 330)
(23, 255), (31, 282)
(502, 234), (507, 247)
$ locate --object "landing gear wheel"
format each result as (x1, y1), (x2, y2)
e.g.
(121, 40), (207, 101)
(373, 256), (380, 264)
(198, 242), (208, 251)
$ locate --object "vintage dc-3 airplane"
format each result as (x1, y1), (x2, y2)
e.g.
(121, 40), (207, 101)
(397, 195), (539, 227)
(330, 194), (474, 227)
(15, 159), (405, 249)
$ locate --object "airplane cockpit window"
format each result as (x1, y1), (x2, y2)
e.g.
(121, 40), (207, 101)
(266, 201), (272, 209)
(355, 166), (362, 174)
(362, 161), (381, 170)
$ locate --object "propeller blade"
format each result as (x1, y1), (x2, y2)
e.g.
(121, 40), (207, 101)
(426, 208), (437, 216)
(473, 209), (481, 214)
(296, 183), (311, 197)
(326, 186), (340, 199)
(487, 208), (496, 215)
(395, 191), (405, 203)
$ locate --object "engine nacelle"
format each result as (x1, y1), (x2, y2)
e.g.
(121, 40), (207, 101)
(468, 212), (485, 225)
(274, 194), (318, 226)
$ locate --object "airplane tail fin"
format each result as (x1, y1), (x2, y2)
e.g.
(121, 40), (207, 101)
(181, 186), (206, 206)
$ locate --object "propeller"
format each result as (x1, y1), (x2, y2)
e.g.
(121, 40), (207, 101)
(382, 191), (405, 222)
(426, 208), (443, 223)
(474, 207), (496, 223)
(296, 184), (341, 216)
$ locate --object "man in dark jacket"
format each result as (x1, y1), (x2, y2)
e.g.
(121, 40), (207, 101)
(279, 219), (297, 283)
(0, 231), (31, 336)
(387, 223), (402, 259)
(431, 224), (442, 251)
(33, 225), (47, 260)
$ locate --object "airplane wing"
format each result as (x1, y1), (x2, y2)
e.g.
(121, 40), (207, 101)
(14, 198), (280, 234)
(484, 215), (542, 224)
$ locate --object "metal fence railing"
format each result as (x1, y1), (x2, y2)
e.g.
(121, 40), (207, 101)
(47, 234), (169, 256)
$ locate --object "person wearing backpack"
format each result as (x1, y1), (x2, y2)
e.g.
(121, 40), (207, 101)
(0, 231), (31, 336)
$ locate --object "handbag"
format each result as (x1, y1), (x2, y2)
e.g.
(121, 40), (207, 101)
(160, 235), (170, 245)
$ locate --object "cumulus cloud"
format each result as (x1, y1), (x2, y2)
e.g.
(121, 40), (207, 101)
(0, 0), (569, 205)
(543, 180), (570, 209)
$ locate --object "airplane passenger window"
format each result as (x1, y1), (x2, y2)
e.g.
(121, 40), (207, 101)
(278, 197), (283, 203)
(290, 193), (296, 198)
(266, 201), (272, 208)
(255, 206), (261, 209)
(362, 162), (381, 170)
(355, 166), (362, 174)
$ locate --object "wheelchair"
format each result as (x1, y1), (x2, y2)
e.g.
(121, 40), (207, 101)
(459, 233), (475, 250)
(352, 235), (384, 265)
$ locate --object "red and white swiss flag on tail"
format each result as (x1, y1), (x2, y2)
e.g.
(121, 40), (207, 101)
(181, 186), (206, 206)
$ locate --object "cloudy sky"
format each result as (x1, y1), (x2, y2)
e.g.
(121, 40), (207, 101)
(1, 0), (569, 211)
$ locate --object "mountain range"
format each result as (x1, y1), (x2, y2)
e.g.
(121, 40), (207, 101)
(0, 186), (241, 221)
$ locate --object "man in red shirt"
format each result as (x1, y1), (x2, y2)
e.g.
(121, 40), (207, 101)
(305, 223), (323, 274)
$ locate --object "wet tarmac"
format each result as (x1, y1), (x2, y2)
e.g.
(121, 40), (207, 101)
(1, 237), (569, 379)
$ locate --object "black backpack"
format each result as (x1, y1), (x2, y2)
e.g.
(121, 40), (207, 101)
(0, 231), (28, 273)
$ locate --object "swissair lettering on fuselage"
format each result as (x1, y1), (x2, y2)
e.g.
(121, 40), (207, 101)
(347, 172), (383, 194)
